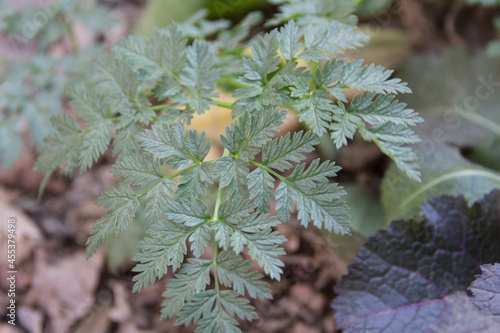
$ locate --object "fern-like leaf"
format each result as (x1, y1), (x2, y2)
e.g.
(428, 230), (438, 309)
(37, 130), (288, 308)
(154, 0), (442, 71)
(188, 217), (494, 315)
(86, 183), (140, 258)
(139, 123), (210, 170)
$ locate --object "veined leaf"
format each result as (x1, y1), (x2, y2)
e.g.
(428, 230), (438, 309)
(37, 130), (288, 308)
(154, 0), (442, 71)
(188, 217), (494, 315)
(221, 107), (286, 161)
(162, 258), (213, 319)
(216, 251), (271, 300)
(231, 212), (286, 280)
(215, 156), (250, 198)
(469, 263), (500, 324)
(139, 123), (210, 170)
(295, 90), (334, 136)
(86, 183), (140, 258)
(339, 59), (411, 94)
(398, 48), (500, 172)
(132, 220), (191, 292)
(248, 167), (275, 213)
(111, 149), (164, 187)
(333, 190), (500, 333)
(262, 130), (320, 172)
(180, 39), (220, 114)
(143, 178), (177, 223)
(163, 199), (211, 227)
(278, 20), (302, 61)
(176, 161), (216, 198)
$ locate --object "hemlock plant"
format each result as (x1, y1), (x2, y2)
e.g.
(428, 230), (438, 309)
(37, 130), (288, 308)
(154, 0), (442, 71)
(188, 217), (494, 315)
(35, 0), (423, 331)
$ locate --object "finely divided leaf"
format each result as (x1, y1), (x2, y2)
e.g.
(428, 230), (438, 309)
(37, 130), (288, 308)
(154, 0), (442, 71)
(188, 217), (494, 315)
(143, 178), (177, 223)
(215, 157), (250, 198)
(348, 92), (423, 127)
(299, 23), (368, 61)
(275, 159), (350, 233)
(139, 123), (210, 170)
(68, 84), (109, 124)
(176, 289), (256, 333)
(35, 114), (83, 175)
(113, 24), (187, 86)
(231, 213), (286, 280)
(262, 130), (319, 172)
(295, 90), (334, 136)
(91, 54), (153, 124)
(78, 121), (113, 172)
(359, 123), (421, 182)
(216, 251), (271, 300)
(241, 31), (280, 82)
(176, 161), (216, 198)
(111, 149), (164, 186)
(162, 258), (213, 319)
(132, 220), (190, 292)
(221, 107), (286, 161)
(278, 20), (302, 61)
(180, 39), (220, 114)
(330, 105), (360, 148)
(248, 167), (275, 213)
(315, 58), (344, 88)
(86, 183), (140, 258)
(339, 60), (411, 94)
(163, 199), (211, 227)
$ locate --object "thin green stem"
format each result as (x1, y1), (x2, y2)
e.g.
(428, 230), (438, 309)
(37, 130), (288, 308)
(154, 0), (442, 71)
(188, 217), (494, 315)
(137, 179), (163, 199)
(212, 148), (230, 221)
(213, 239), (220, 298)
(148, 104), (169, 111)
(248, 160), (286, 181)
(216, 100), (235, 110)
(136, 163), (200, 199)
(211, 148), (230, 309)
(62, 15), (78, 53)
(216, 75), (248, 90)
(147, 100), (235, 112)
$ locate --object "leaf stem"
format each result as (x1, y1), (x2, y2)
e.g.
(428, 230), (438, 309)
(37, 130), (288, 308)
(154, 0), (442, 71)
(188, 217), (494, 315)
(215, 100), (235, 109)
(212, 148), (230, 311)
(62, 15), (78, 53)
(213, 239), (220, 300)
(147, 99), (235, 112)
(148, 104), (168, 111)
(212, 148), (230, 221)
(248, 160), (286, 181)
(136, 164), (199, 199)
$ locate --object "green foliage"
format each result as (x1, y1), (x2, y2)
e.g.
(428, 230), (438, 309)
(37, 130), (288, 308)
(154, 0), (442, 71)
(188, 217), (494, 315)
(332, 190), (500, 333)
(0, 0), (116, 169)
(34, 0), (423, 331)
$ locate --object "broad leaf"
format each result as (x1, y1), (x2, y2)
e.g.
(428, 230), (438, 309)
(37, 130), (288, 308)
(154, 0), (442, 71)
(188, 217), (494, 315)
(332, 190), (500, 333)
(469, 263), (500, 323)
(429, 293), (500, 333)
